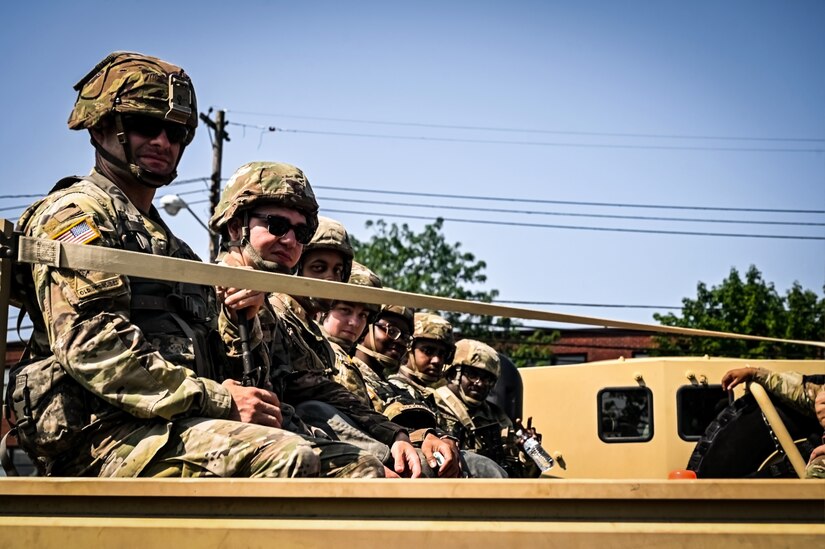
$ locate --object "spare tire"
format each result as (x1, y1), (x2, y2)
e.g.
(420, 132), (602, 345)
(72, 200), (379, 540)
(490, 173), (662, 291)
(687, 392), (821, 478)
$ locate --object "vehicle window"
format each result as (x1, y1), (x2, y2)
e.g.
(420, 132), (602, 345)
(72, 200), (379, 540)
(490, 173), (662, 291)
(676, 384), (729, 441)
(598, 387), (653, 443)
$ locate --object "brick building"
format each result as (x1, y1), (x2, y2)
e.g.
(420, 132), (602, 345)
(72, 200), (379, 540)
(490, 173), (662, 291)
(550, 328), (655, 364)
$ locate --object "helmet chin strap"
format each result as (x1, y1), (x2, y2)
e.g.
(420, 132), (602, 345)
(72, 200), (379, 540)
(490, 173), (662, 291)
(399, 364), (439, 386)
(356, 327), (401, 374)
(459, 385), (485, 408)
(91, 115), (180, 188)
(231, 215), (295, 274)
(451, 366), (483, 408)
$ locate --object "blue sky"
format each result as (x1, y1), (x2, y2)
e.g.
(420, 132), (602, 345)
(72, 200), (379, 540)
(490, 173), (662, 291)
(1, 1), (823, 337)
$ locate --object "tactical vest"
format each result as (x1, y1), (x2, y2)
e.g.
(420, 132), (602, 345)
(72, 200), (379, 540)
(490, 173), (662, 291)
(6, 174), (223, 474)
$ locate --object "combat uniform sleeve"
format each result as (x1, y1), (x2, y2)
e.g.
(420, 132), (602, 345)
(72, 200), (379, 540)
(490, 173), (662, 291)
(29, 192), (232, 421)
(284, 370), (407, 445)
(753, 368), (822, 417)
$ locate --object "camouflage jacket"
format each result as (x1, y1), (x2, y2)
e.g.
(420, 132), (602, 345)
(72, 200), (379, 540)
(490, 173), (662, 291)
(432, 386), (538, 478)
(17, 171), (232, 475)
(268, 294), (336, 376)
(352, 355), (408, 414)
(752, 368), (824, 418)
(328, 340), (373, 409)
(388, 373), (436, 403)
(257, 297), (405, 446)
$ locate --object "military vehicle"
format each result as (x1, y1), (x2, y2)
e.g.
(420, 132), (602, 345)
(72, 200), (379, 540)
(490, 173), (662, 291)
(0, 220), (822, 547)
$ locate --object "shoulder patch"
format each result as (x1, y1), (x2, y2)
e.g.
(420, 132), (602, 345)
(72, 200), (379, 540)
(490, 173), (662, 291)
(49, 215), (101, 245)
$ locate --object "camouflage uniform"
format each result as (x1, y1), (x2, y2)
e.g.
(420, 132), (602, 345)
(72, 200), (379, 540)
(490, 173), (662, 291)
(389, 312), (455, 401)
(210, 163), (408, 456)
(8, 52), (382, 479)
(433, 340), (538, 478)
(269, 293), (337, 377)
(325, 262), (382, 408)
(751, 368), (825, 479)
(328, 339), (373, 409)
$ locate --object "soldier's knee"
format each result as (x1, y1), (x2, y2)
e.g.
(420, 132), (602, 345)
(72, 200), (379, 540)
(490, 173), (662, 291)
(343, 454), (385, 478)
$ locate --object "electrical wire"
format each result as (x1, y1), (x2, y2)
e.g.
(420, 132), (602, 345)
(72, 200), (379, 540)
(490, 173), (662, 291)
(227, 122), (824, 153)
(226, 110), (825, 143)
(317, 196), (825, 227)
(323, 208), (825, 240)
(313, 185), (825, 215)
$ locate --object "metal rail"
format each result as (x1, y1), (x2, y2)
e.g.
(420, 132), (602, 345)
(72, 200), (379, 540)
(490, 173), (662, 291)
(0, 478), (823, 547)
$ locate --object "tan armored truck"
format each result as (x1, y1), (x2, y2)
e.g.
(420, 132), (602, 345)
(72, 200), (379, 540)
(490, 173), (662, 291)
(1, 222), (822, 548)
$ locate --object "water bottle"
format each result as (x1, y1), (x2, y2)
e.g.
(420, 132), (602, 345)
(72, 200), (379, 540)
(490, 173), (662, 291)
(517, 429), (554, 472)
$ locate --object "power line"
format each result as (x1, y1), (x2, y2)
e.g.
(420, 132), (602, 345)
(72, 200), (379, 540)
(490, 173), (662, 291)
(318, 195), (825, 228)
(161, 181), (825, 218)
(323, 208), (825, 240)
(227, 110), (825, 143)
(314, 185), (825, 215)
(227, 122), (824, 153)
(0, 204), (28, 214)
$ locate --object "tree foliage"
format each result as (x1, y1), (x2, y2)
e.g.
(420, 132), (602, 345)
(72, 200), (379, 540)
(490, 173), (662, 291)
(653, 265), (824, 359)
(350, 218), (517, 339)
(500, 329), (560, 368)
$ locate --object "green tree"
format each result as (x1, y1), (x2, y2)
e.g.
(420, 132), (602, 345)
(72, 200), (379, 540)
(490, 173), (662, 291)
(500, 329), (560, 368)
(350, 218), (517, 339)
(653, 265), (824, 359)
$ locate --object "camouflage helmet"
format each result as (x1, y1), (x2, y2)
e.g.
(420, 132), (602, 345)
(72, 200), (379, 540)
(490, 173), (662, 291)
(447, 339), (501, 381)
(209, 161), (320, 237)
(411, 312), (455, 347)
(299, 216), (354, 282)
(376, 304), (415, 333)
(347, 261), (382, 314)
(68, 51), (197, 144)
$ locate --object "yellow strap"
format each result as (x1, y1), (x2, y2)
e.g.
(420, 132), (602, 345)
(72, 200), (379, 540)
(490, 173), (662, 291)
(435, 386), (476, 431)
(14, 233), (825, 349)
(747, 382), (808, 479)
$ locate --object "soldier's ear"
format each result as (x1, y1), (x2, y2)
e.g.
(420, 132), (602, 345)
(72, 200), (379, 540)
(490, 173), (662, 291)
(227, 217), (242, 241)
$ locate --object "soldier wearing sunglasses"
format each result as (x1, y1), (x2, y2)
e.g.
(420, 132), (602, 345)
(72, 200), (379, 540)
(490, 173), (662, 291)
(8, 53), (389, 480)
(211, 165), (465, 478)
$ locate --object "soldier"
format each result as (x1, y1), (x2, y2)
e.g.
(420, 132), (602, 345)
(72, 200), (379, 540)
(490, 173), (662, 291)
(354, 305), (418, 413)
(210, 166), (460, 477)
(722, 367), (825, 479)
(7, 51), (382, 479)
(390, 312), (455, 401)
(323, 261), (381, 408)
(433, 339), (541, 477)
(268, 215), (354, 377)
(354, 315), (508, 478)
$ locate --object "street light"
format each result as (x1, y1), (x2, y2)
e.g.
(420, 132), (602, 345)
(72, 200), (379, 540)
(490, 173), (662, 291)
(160, 194), (220, 261)
(159, 194), (212, 234)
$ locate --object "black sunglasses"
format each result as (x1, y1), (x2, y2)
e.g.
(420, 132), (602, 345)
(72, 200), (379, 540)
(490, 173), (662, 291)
(247, 213), (314, 245)
(122, 114), (191, 145)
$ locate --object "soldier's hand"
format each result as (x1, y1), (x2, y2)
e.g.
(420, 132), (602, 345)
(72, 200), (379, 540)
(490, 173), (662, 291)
(721, 368), (756, 391)
(223, 379), (283, 428)
(815, 390), (825, 430)
(421, 433), (461, 478)
(217, 256), (265, 320)
(390, 433), (422, 478)
(809, 442), (825, 464)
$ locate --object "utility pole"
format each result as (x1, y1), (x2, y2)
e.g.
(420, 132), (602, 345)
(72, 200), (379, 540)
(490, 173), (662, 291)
(199, 108), (229, 262)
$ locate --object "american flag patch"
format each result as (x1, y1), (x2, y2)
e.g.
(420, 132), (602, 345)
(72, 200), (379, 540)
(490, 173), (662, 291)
(52, 217), (101, 245)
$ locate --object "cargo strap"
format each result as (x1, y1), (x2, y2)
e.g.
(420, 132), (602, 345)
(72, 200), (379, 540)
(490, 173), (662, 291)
(435, 386), (477, 431)
(11, 231), (825, 349)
